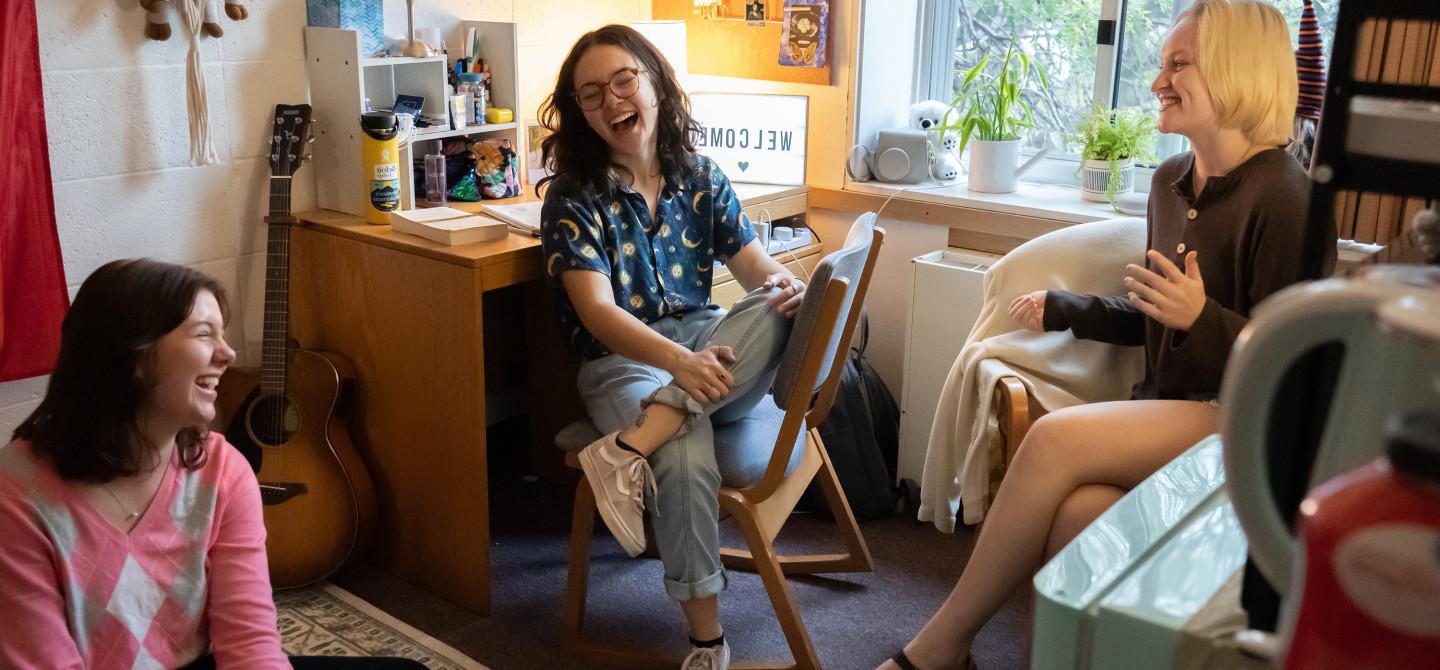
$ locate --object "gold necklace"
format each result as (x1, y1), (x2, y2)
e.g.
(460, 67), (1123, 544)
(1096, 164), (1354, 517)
(101, 483), (141, 521)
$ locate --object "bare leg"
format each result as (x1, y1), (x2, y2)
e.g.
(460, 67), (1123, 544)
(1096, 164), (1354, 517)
(878, 400), (1217, 670)
(1044, 484), (1125, 561)
(618, 403), (688, 457)
(678, 595), (723, 641)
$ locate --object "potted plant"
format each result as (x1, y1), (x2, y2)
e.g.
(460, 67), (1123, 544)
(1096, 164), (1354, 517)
(941, 35), (1052, 194)
(1070, 106), (1157, 204)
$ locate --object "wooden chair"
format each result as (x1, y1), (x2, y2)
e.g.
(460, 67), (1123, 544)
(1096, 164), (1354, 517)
(989, 376), (1047, 500)
(555, 214), (886, 670)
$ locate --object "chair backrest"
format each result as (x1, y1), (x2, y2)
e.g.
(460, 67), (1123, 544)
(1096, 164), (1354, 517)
(735, 213), (883, 501)
(772, 212), (884, 423)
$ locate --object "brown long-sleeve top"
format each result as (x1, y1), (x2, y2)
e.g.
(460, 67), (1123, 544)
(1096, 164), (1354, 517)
(1042, 148), (1338, 400)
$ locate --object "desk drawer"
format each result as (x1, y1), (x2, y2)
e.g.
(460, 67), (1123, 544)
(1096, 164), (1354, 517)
(710, 247), (823, 310)
(743, 193), (807, 223)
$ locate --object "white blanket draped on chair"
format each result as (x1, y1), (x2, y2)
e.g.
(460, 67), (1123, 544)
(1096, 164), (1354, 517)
(917, 217), (1149, 532)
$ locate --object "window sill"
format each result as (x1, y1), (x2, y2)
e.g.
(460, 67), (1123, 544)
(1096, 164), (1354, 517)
(840, 177), (1141, 225)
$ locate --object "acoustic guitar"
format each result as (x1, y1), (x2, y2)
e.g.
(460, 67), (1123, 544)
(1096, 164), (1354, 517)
(216, 104), (376, 589)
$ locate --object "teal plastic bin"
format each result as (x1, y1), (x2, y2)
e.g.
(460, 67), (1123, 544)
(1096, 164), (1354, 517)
(1032, 436), (1256, 669)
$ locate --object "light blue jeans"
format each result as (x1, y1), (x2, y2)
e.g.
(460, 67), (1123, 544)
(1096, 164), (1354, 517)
(576, 287), (793, 601)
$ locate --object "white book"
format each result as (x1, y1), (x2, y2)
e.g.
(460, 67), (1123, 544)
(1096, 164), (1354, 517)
(389, 207), (507, 246)
(478, 201), (545, 237)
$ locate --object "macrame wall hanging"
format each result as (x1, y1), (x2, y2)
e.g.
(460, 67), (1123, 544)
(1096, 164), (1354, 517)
(138, 0), (250, 166)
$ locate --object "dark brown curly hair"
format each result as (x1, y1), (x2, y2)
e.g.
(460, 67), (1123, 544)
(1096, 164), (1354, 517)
(536, 24), (703, 195)
(13, 259), (227, 483)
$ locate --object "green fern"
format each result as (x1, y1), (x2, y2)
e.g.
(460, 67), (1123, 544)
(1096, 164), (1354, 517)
(1069, 106), (1158, 204)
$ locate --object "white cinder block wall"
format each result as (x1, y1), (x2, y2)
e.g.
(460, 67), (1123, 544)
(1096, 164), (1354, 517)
(4, 0), (648, 438)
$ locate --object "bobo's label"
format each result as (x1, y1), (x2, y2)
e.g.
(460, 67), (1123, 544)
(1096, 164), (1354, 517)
(370, 179), (400, 212)
(1333, 523), (1440, 637)
(373, 162), (399, 180)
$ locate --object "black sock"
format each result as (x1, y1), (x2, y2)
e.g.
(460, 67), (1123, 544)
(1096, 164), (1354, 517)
(615, 436), (644, 457)
(689, 634), (725, 648)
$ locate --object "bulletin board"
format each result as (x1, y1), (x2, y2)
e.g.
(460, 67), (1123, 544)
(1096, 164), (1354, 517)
(652, 0), (831, 85)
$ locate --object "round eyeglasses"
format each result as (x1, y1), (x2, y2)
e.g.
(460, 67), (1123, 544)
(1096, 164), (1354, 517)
(574, 67), (646, 112)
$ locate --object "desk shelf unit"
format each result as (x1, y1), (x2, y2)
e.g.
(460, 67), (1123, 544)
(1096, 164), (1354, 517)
(305, 21), (520, 214)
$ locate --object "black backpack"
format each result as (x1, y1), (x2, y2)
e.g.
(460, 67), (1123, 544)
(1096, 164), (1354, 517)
(815, 314), (904, 521)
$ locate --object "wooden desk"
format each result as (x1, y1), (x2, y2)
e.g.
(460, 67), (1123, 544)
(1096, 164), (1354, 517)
(289, 184), (809, 615)
(289, 209), (543, 615)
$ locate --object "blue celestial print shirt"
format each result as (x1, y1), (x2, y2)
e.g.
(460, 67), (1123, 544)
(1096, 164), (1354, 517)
(541, 156), (758, 360)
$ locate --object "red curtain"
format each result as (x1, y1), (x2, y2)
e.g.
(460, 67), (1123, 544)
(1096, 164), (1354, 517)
(0, 0), (68, 381)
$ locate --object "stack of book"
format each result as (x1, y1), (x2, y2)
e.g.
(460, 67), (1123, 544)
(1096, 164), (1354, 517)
(389, 207), (507, 246)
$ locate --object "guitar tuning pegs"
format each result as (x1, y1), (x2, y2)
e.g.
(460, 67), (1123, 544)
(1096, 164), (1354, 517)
(308, 136), (316, 144)
(303, 152), (314, 163)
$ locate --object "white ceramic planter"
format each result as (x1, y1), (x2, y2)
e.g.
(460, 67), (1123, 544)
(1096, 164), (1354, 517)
(1081, 158), (1135, 202)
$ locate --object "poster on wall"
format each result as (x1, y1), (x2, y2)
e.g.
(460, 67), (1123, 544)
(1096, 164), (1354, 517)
(0, 0), (69, 381)
(689, 92), (807, 186)
(779, 1), (827, 68)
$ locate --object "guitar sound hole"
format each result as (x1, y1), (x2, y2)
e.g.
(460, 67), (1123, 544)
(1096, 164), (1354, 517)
(245, 393), (301, 447)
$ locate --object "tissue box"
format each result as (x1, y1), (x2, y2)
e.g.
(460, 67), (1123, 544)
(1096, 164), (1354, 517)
(307, 0), (385, 56)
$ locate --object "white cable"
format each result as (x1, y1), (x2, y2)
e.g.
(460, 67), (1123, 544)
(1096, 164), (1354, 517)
(775, 181), (954, 284)
(394, 113), (418, 151)
(181, 0), (219, 166)
(874, 181), (956, 221)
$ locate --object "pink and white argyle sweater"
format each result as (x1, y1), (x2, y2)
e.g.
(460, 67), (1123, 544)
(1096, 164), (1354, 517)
(0, 433), (290, 669)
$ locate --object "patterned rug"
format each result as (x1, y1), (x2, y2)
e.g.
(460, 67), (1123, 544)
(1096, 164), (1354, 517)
(275, 584), (488, 670)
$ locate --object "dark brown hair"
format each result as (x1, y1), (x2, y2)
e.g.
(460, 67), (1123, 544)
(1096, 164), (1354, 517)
(13, 258), (229, 483)
(536, 24), (703, 195)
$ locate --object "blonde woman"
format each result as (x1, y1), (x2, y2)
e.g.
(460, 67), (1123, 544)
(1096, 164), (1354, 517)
(884, 2), (1336, 668)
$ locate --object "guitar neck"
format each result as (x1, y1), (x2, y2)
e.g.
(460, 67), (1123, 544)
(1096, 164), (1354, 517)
(261, 175), (294, 395)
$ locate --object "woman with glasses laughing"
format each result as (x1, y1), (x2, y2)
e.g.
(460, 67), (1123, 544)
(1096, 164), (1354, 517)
(535, 24), (808, 670)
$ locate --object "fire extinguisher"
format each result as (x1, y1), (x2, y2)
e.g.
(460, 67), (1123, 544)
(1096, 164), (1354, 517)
(360, 111), (400, 224)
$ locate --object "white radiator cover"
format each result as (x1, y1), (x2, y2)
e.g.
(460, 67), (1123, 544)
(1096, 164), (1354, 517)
(897, 248), (1000, 484)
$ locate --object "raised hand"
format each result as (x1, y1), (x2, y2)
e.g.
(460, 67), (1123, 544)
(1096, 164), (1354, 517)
(1125, 250), (1206, 331)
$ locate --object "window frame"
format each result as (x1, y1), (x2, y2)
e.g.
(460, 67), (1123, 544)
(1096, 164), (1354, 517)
(909, 0), (1195, 189)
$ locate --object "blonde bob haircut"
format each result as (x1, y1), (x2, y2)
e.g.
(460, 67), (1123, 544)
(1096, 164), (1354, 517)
(1182, 0), (1298, 146)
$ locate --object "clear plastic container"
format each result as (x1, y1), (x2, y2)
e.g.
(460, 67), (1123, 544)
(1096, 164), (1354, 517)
(458, 73), (484, 127)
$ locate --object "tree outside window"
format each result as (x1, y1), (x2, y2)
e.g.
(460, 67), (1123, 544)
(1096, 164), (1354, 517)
(950, 0), (1100, 154)
(949, 0), (1338, 163)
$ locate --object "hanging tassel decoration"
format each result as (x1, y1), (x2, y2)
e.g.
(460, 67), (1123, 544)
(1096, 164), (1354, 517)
(180, 0), (219, 166)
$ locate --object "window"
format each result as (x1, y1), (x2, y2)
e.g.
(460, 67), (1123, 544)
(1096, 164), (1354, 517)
(922, 0), (1103, 155)
(921, 0), (1339, 165)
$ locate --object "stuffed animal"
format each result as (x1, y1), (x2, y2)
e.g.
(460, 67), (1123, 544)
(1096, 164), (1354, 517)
(909, 100), (961, 182)
(140, 0), (247, 41)
(471, 139), (520, 199)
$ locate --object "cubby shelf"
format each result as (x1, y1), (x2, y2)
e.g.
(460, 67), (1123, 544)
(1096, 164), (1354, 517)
(412, 121), (518, 142)
(306, 22), (520, 213)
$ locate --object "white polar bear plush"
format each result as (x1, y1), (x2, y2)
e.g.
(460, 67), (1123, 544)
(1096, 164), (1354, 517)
(909, 100), (962, 182)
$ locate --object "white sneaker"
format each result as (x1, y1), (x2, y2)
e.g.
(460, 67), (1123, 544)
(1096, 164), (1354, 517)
(681, 640), (730, 670)
(577, 431), (654, 557)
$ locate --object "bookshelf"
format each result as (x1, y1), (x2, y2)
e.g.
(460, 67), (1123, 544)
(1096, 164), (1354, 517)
(305, 21), (521, 214)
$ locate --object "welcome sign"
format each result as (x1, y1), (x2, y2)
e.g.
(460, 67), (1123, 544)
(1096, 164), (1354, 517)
(689, 92), (808, 186)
